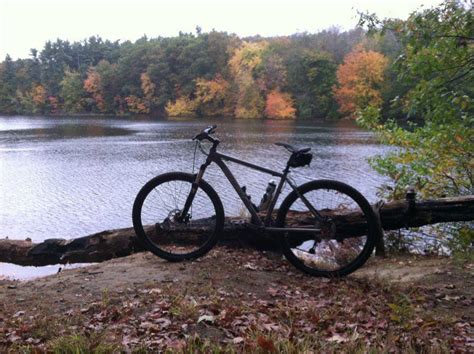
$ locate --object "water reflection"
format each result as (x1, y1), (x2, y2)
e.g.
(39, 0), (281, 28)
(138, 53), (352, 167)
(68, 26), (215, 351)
(1, 125), (131, 142)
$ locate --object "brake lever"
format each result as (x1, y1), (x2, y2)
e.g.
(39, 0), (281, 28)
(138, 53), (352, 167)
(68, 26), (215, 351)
(193, 132), (206, 141)
(204, 125), (217, 134)
(193, 125), (217, 142)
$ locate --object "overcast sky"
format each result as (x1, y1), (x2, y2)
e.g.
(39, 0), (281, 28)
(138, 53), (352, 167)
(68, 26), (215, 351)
(1, 0), (441, 59)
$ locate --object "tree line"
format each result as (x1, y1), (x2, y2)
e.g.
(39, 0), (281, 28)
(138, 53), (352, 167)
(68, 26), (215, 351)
(0, 27), (396, 119)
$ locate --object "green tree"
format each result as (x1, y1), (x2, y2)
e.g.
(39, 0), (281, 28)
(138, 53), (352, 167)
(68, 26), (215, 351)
(293, 51), (339, 119)
(95, 60), (120, 113)
(0, 55), (18, 113)
(358, 0), (473, 198)
(60, 69), (85, 113)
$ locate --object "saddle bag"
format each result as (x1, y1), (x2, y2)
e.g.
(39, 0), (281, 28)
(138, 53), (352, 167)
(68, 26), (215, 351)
(288, 152), (313, 168)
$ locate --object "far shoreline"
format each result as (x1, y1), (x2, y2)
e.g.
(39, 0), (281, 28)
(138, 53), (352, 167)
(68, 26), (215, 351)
(0, 112), (350, 123)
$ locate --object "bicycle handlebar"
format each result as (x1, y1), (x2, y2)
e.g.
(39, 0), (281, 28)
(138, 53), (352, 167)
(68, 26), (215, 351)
(193, 125), (218, 143)
(204, 125), (217, 135)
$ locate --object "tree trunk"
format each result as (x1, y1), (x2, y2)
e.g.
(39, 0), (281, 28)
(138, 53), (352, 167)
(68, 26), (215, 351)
(1, 195), (472, 266)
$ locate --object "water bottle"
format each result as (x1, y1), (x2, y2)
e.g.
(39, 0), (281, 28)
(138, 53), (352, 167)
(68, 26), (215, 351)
(258, 180), (276, 212)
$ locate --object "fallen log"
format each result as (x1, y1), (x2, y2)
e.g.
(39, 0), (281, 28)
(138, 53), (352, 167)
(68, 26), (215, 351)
(1, 194), (473, 266)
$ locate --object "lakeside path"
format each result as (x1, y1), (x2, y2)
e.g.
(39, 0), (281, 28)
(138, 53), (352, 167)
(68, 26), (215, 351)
(1, 247), (472, 352)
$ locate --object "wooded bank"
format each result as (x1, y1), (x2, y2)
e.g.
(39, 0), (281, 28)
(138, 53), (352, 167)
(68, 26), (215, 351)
(1, 195), (472, 266)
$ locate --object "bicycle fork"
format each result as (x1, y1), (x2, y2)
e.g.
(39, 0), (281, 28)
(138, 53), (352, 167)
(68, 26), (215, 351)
(178, 160), (210, 222)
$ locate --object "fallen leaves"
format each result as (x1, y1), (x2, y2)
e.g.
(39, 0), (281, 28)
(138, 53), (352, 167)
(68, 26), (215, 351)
(0, 247), (471, 352)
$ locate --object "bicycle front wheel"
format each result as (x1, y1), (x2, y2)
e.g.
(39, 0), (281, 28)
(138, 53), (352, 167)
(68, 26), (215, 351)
(132, 172), (224, 261)
(276, 180), (377, 277)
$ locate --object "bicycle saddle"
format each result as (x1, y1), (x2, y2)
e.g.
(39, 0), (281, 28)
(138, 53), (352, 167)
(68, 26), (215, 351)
(275, 142), (311, 154)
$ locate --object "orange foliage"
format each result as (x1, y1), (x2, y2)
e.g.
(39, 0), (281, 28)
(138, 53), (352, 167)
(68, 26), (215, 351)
(31, 84), (47, 107)
(83, 69), (106, 112)
(333, 47), (388, 117)
(125, 95), (149, 114)
(264, 90), (296, 119)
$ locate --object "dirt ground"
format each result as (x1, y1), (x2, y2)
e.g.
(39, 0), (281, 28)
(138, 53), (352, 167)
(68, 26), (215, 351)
(0, 247), (472, 352)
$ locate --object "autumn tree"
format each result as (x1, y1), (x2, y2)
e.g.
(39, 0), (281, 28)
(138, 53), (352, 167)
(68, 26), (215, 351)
(125, 95), (149, 114)
(333, 47), (388, 117)
(194, 75), (232, 116)
(264, 90), (296, 119)
(141, 73), (155, 101)
(0, 29), (396, 117)
(31, 84), (48, 113)
(165, 96), (197, 117)
(83, 68), (105, 112)
(229, 41), (267, 118)
(134, 72), (156, 114)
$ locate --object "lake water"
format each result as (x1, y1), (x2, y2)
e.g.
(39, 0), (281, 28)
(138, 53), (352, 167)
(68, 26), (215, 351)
(0, 116), (392, 278)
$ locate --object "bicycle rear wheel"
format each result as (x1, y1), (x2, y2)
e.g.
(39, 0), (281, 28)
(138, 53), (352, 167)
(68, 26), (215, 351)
(276, 180), (377, 277)
(132, 172), (224, 261)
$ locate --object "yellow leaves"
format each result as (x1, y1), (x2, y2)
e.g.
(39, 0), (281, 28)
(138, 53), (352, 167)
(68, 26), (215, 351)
(163, 74), (240, 118)
(229, 41), (268, 76)
(194, 76), (232, 116)
(234, 99), (264, 119)
(165, 76), (231, 117)
(140, 73), (155, 100)
(333, 47), (388, 118)
(165, 96), (197, 117)
(264, 90), (296, 119)
(195, 76), (229, 104)
(229, 42), (268, 119)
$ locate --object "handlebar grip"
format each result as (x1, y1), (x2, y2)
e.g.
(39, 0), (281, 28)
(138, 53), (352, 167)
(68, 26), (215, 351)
(204, 125), (217, 134)
(193, 125), (217, 141)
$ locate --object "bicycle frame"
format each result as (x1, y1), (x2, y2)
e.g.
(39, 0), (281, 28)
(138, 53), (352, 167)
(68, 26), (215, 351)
(180, 143), (324, 234)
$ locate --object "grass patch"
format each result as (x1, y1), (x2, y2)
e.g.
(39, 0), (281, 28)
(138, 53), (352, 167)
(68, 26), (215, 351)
(47, 334), (121, 354)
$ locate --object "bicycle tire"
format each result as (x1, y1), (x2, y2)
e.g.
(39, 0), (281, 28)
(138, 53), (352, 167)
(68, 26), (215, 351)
(132, 172), (224, 261)
(276, 180), (378, 277)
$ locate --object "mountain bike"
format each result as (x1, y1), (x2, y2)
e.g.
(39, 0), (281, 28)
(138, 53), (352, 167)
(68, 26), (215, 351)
(132, 125), (378, 277)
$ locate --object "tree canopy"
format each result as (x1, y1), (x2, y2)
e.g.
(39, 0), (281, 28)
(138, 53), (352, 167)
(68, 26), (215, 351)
(0, 29), (376, 119)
